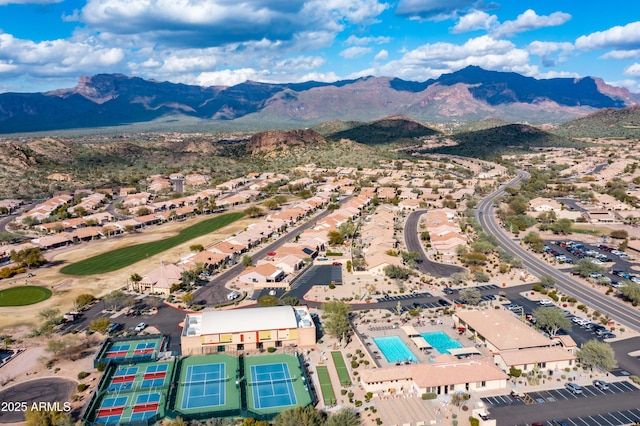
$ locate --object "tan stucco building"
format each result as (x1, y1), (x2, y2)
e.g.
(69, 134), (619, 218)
(181, 306), (316, 356)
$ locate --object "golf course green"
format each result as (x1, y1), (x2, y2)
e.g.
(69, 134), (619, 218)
(60, 212), (244, 275)
(0, 286), (52, 306)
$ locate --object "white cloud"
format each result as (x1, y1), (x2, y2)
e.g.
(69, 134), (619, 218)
(609, 78), (640, 92)
(395, 0), (490, 21)
(345, 35), (391, 45)
(601, 49), (640, 60)
(526, 41), (574, 67)
(491, 9), (571, 38)
(340, 46), (372, 58)
(366, 35), (531, 81)
(576, 21), (640, 51)
(374, 49), (388, 61)
(274, 56), (325, 71)
(195, 68), (271, 87)
(452, 10), (497, 33)
(0, 33), (125, 78)
(624, 63), (640, 78)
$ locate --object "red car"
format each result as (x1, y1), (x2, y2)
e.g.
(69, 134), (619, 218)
(332, 262), (342, 266)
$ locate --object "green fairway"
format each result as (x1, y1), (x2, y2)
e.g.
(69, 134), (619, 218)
(331, 351), (351, 386)
(0, 286), (52, 306)
(60, 212), (244, 275)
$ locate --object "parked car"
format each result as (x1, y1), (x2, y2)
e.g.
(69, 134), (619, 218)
(106, 323), (121, 333)
(443, 287), (455, 295)
(552, 421), (570, 426)
(564, 382), (583, 394)
(506, 304), (522, 311)
(601, 332), (616, 339)
(134, 322), (147, 332)
(538, 299), (553, 306)
(331, 261), (342, 266)
(593, 380), (609, 390)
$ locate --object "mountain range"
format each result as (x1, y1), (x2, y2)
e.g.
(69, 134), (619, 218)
(1, 66), (638, 134)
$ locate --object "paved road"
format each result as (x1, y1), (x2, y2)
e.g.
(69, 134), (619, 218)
(404, 210), (466, 277)
(0, 377), (77, 423)
(194, 197), (352, 305)
(476, 170), (640, 333)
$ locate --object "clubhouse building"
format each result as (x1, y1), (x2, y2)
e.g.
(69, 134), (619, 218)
(181, 306), (316, 355)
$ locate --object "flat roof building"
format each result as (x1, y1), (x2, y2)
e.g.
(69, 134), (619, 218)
(181, 306), (316, 356)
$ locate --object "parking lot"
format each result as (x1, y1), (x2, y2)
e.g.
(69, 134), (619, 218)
(514, 408), (640, 426)
(482, 380), (638, 408)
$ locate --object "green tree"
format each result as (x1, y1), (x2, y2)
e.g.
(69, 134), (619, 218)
(24, 408), (74, 426)
(577, 339), (616, 371)
(73, 293), (95, 311)
(263, 199), (280, 210)
(189, 244), (204, 252)
(181, 291), (194, 306)
(180, 269), (199, 286)
(89, 317), (111, 334)
(619, 281), (640, 304)
(551, 218), (573, 234)
(322, 300), (352, 342)
(326, 409), (361, 426)
(273, 195), (288, 205)
(523, 231), (544, 252)
(572, 258), (606, 278)
(400, 251), (421, 268)
(242, 419), (270, 426)
(534, 307), (571, 336)
(273, 405), (325, 426)
(383, 265), (411, 280)
(297, 189), (313, 199)
(462, 251), (487, 265)
(281, 297), (300, 306)
(242, 255), (253, 267)
(540, 275), (556, 288)
(610, 229), (629, 239)
(10, 247), (46, 268)
(327, 230), (344, 246)
(244, 206), (264, 218)
(103, 290), (127, 310)
(459, 288), (481, 305)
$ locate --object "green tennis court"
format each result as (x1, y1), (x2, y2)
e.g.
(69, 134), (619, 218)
(316, 366), (336, 406)
(330, 351), (351, 386)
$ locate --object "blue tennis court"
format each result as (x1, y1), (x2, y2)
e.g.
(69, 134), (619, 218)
(114, 366), (138, 377)
(180, 363), (227, 410)
(135, 342), (157, 350)
(135, 393), (161, 404)
(108, 381), (133, 392)
(145, 364), (168, 373)
(109, 344), (130, 352)
(101, 396), (128, 408)
(249, 363), (297, 409)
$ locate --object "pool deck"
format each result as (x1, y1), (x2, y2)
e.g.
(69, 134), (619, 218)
(356, 313), (490, 367)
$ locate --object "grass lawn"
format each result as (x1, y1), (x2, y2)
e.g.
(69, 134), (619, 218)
(0, 286), (52, 306)
(60, 212), (244, 275)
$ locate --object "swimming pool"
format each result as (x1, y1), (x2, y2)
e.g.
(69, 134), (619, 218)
(421, 332), (463, 354)
(372, 336), (418, 363)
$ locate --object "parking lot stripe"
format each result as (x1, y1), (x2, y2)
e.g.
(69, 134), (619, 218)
(598, 413), (617, 426)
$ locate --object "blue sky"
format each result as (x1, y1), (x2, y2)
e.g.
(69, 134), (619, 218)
(1, 0), (640, 93)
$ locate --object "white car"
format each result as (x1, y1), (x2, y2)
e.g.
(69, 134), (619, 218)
(539, 299), (553, 306)
(134, 322), (147, 332)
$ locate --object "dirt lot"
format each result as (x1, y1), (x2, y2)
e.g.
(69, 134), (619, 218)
(0, 212), (257, 331)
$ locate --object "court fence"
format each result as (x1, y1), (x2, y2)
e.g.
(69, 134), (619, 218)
(93, 334), (164, 368)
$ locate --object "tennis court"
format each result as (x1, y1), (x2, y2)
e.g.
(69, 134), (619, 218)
(134, 341), (157, 356)
(129, 392), (161, 423)
(95, 395), (128, 425)
(105, 343), (131, 359)
(249, 363), (297, 410)
(141, 364), (168, 389)
(180, 363), (227, 410)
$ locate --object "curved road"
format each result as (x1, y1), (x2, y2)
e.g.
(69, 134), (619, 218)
(404, 210), (466, 277)
(476, 170), (640, 332)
